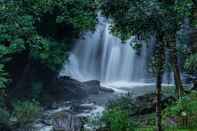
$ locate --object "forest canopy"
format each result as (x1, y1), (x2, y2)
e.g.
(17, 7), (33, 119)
(0, 0), (97, 71)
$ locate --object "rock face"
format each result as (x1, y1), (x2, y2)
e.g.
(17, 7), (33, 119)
(58, 76), (88, 100)
(83, 80), (101, 94)
(83, 80), (114, 94)
(57, 77), (114, 100)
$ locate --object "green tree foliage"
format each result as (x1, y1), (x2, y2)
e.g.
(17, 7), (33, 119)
(0, 0), (97, 70)
(0, 0), (98, 102)
(184, 53), (197, 74)
(101, 0), (193, 41)
(0, 1), (98, 126)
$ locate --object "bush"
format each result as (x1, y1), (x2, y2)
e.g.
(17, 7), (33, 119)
(184, 53), (197, 74)
(12, 100), (41, 126)
(102, 107), (136, 131)
(163, 91), (197, 128)
(85, 94), (138, 131)
(106, 93), (137, 116)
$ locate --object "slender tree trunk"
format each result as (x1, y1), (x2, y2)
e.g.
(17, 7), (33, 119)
(156, 72), (163, 131)
(155, 35), (165, 131)
(168, 34), (184, 98)
(171, 44), (184, 98)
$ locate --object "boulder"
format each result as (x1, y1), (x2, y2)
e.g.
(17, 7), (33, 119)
(58, 76), (88, 100)
(53, 77), (114, 102)
(83, 80), (101, 94)
(83, 80), (114, 94)
(99, 86), (114, 93)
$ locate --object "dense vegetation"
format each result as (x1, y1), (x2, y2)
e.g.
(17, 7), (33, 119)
(0, 0), (98, 129)
(0, 0), (196, 131)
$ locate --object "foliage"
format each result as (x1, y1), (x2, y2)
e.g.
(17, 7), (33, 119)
(106, 94), (137, 116)
(12, 100), (41, 126)
(20, 0), (97, 32)
(30, 36), (69, 70)
(101, 0), (194, 41)
(102, 107), (136, 131)
(184, 53), (197, 73)
(0, 64), (9, 89)
(163, 91), (197, 128)
(85, 94), (137, 131)
(0, 0), (98, 118)
(0, 0), (98, 71)
(175, 0), (194, 21)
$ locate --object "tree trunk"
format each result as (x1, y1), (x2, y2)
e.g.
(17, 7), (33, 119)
(167, 37), (184, 98)
(15, 54), (32, 90)
(156, 72), (163, 131)
(155, 35), (165, 131)
(171, 44), (184, 98)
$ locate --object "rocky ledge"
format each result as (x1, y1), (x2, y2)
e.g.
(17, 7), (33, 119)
(57, 76), (114, 100)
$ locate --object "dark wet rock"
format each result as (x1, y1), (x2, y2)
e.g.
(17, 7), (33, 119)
(99, 86), (114, 93)
(83, 80), (101, 94)
(83, 80), (114, 94)
(55, 77), (114, 101)
(58, 76), (88, 100)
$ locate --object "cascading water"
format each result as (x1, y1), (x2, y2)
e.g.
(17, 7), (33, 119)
(60, 16), (173, 88)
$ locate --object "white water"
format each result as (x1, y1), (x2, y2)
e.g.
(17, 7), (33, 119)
(60, 16), (173, 89)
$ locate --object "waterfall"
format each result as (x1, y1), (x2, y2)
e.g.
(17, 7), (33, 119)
(60, 16), (173, 87)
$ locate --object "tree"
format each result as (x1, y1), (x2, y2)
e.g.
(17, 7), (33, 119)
(0, 0), (98, 105)
(101, 0), (194, 130)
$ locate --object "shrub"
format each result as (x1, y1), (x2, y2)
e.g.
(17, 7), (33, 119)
(106, 93), (137, 116)
(102, 107), (136, 131)
(184, 53), (197, 74)
(12, 100), (41, 126)
(163, 91), (197, 128)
